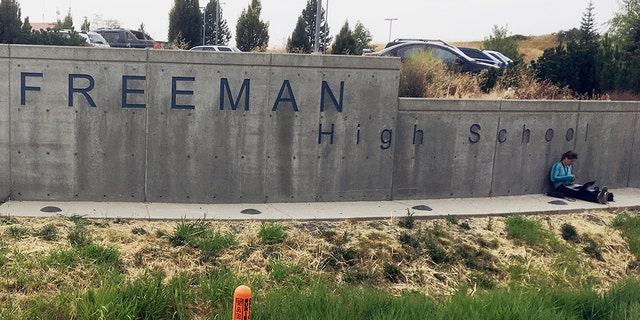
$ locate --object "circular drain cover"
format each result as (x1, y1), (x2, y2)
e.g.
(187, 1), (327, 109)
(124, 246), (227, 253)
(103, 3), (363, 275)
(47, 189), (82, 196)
(412, 205), (433, 211)
(241, 208), (262, 215)
(548, 200), (568, 205)
(40, 206), (62, 212)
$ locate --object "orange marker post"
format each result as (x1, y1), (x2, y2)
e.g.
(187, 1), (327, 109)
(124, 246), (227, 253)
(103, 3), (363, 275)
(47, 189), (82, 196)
(232, 285), (252, 320)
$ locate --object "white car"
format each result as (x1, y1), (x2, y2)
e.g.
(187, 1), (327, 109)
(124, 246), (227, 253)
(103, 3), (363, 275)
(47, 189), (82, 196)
(79, 31), (110, 48)
(189, 45), (241, 52)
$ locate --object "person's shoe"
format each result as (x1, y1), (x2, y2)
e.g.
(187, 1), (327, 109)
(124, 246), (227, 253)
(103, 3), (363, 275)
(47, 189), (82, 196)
(597, 186), (609, 204)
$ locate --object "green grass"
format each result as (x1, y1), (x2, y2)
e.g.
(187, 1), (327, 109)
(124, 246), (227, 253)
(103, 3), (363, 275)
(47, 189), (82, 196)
(612, 213), (640, 259)
(2, 212), (640, 319)
(259, 222), (287, 244)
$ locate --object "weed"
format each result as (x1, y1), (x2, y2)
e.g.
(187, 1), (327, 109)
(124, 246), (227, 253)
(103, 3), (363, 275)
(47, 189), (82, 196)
(42, 249), (78, 269)
(383, 263), (404, 283)
(35, 224), (58, 241)
(168, 218), (209, 246)
(561, 223), (579, 243)
(398, 232), (420, 249)
(581, 235), (604, 261)
(259, 222), (287, 245)
(505, 215), (551, 247)
(612, 214), (640, 259)
(65, 214), (89, 227)
(5, 226), (29, 239)
(80, 244), (120, 268)
(131, 227), (147, 235)
(446, 215), (459, 225)
(486, 217), (493, 231)
(398, 209), (416, 229)
(68, 226), (92, 248)
(198, 231), (238, 262)
(1, 217), (19, 225)
(459, 222), (471, 230)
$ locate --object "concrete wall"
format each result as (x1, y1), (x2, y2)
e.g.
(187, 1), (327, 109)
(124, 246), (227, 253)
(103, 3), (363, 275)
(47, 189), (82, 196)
(2, 44), (400, 203)
(392, 99), (640, 199)
(1, 44), (638, 204)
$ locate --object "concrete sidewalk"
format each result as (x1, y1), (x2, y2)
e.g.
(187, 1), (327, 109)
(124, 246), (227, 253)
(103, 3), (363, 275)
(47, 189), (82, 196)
(1, 188), (639, 221)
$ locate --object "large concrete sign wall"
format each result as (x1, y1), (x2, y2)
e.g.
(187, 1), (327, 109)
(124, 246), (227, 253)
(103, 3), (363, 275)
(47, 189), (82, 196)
(1, 44), (638, 204)
(1, 45), (400, 203)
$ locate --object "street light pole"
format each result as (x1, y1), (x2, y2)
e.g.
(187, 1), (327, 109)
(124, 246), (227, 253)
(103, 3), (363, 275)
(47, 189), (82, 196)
(384, 18), (398, 42)
(200, 6), (206, 45)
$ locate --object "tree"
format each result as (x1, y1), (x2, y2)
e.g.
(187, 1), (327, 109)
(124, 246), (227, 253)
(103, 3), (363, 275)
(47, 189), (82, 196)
(482, 25), (521, 63)
(287, 16), (310, 53)
(56, 8), (74, 30)
(301, 0), (331, 52)
(169, 0), (203, 48)
(607, 0), (640, 93)
(331, 21), (356, 55)
(352, 21), (372, 55)
(0, 0), (23, 43)
(533, 2), (603, 97)
(80, 16), (90, 32)
(204, 0), (231, 45)
(235, 0), (269, 52)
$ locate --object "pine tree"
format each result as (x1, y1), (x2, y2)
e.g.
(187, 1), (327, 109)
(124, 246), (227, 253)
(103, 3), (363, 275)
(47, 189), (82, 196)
(169, 0), (203, 48)
(352, 21), (372, 55)
(204, 0), (231, 45)
(287, 16), (310, 53)
(331, 21), (356, 55)
(80, 16), (90, 32)
(0, 0), (23, 43)
(235, 0), (269, 52)
(301, 0), (330, 52)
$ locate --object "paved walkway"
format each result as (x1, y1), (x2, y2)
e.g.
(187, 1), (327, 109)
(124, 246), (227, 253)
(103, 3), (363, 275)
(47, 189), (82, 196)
(1, 188), (638, 221)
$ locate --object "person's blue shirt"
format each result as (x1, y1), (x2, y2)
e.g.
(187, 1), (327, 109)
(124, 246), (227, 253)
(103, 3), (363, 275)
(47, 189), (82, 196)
(550, 161), (574, 189)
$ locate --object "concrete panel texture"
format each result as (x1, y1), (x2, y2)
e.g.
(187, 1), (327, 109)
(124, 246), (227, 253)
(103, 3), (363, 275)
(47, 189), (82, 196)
(1, 44), (639, 203)
(0, 45), (9, 199)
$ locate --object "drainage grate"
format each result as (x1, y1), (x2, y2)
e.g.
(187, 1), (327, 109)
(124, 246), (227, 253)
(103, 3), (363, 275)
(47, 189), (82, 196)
(240, 208), (262, 215)
(40, 206), (62, 212)
(548, 200), (568, 205)
(411, 205), (433, 211)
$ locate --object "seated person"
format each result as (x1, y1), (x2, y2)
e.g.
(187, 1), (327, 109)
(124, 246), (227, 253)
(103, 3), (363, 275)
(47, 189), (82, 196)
(549, 150), (609, 204)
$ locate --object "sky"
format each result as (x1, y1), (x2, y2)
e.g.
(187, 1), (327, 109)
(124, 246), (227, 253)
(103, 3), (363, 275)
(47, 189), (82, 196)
(19, 0), (621, 49)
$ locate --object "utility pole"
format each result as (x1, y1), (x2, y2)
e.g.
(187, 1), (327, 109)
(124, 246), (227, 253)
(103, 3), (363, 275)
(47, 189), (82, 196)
(200, 6), (206, 45)
(314, 0), (322, 53)
(385, 18), (398, 42)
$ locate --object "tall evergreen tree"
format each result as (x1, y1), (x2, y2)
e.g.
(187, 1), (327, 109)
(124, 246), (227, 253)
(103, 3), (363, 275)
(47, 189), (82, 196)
(301, 0), (330, 52)
(331, 21), (356, 55)
(80, 16), (90, 32)
(204, 0), (231, 45)
(0, 0), (23, 43)
(352, 21), (372, 55)
(608, 0), (640, 93)
(287, 16), (310, 53)
(169, 0), (203, 48)
(235, 0), (269, 52)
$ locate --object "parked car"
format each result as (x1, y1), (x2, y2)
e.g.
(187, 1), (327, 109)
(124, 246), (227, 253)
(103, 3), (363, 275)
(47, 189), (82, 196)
(92, 28), (159, 49)
(364, 41), (498, 73)
(483, 50), (514, 66)
(79, 31), (110, 48)
(457, 47), (503, 67)
(189, 45), (242, 52)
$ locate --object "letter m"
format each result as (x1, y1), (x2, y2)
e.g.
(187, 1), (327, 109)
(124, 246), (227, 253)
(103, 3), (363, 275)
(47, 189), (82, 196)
(220, 78), (250, 111)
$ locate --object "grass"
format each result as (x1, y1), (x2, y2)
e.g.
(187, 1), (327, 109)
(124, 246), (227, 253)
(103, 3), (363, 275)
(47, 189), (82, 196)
(0, 210), (639, 318)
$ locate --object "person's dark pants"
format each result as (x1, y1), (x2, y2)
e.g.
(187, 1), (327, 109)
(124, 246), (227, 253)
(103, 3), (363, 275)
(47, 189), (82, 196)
(555, 185), (599, 203)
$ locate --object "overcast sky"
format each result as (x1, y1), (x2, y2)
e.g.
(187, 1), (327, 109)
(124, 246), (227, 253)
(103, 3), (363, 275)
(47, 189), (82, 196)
(19, 0), (620, 49)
